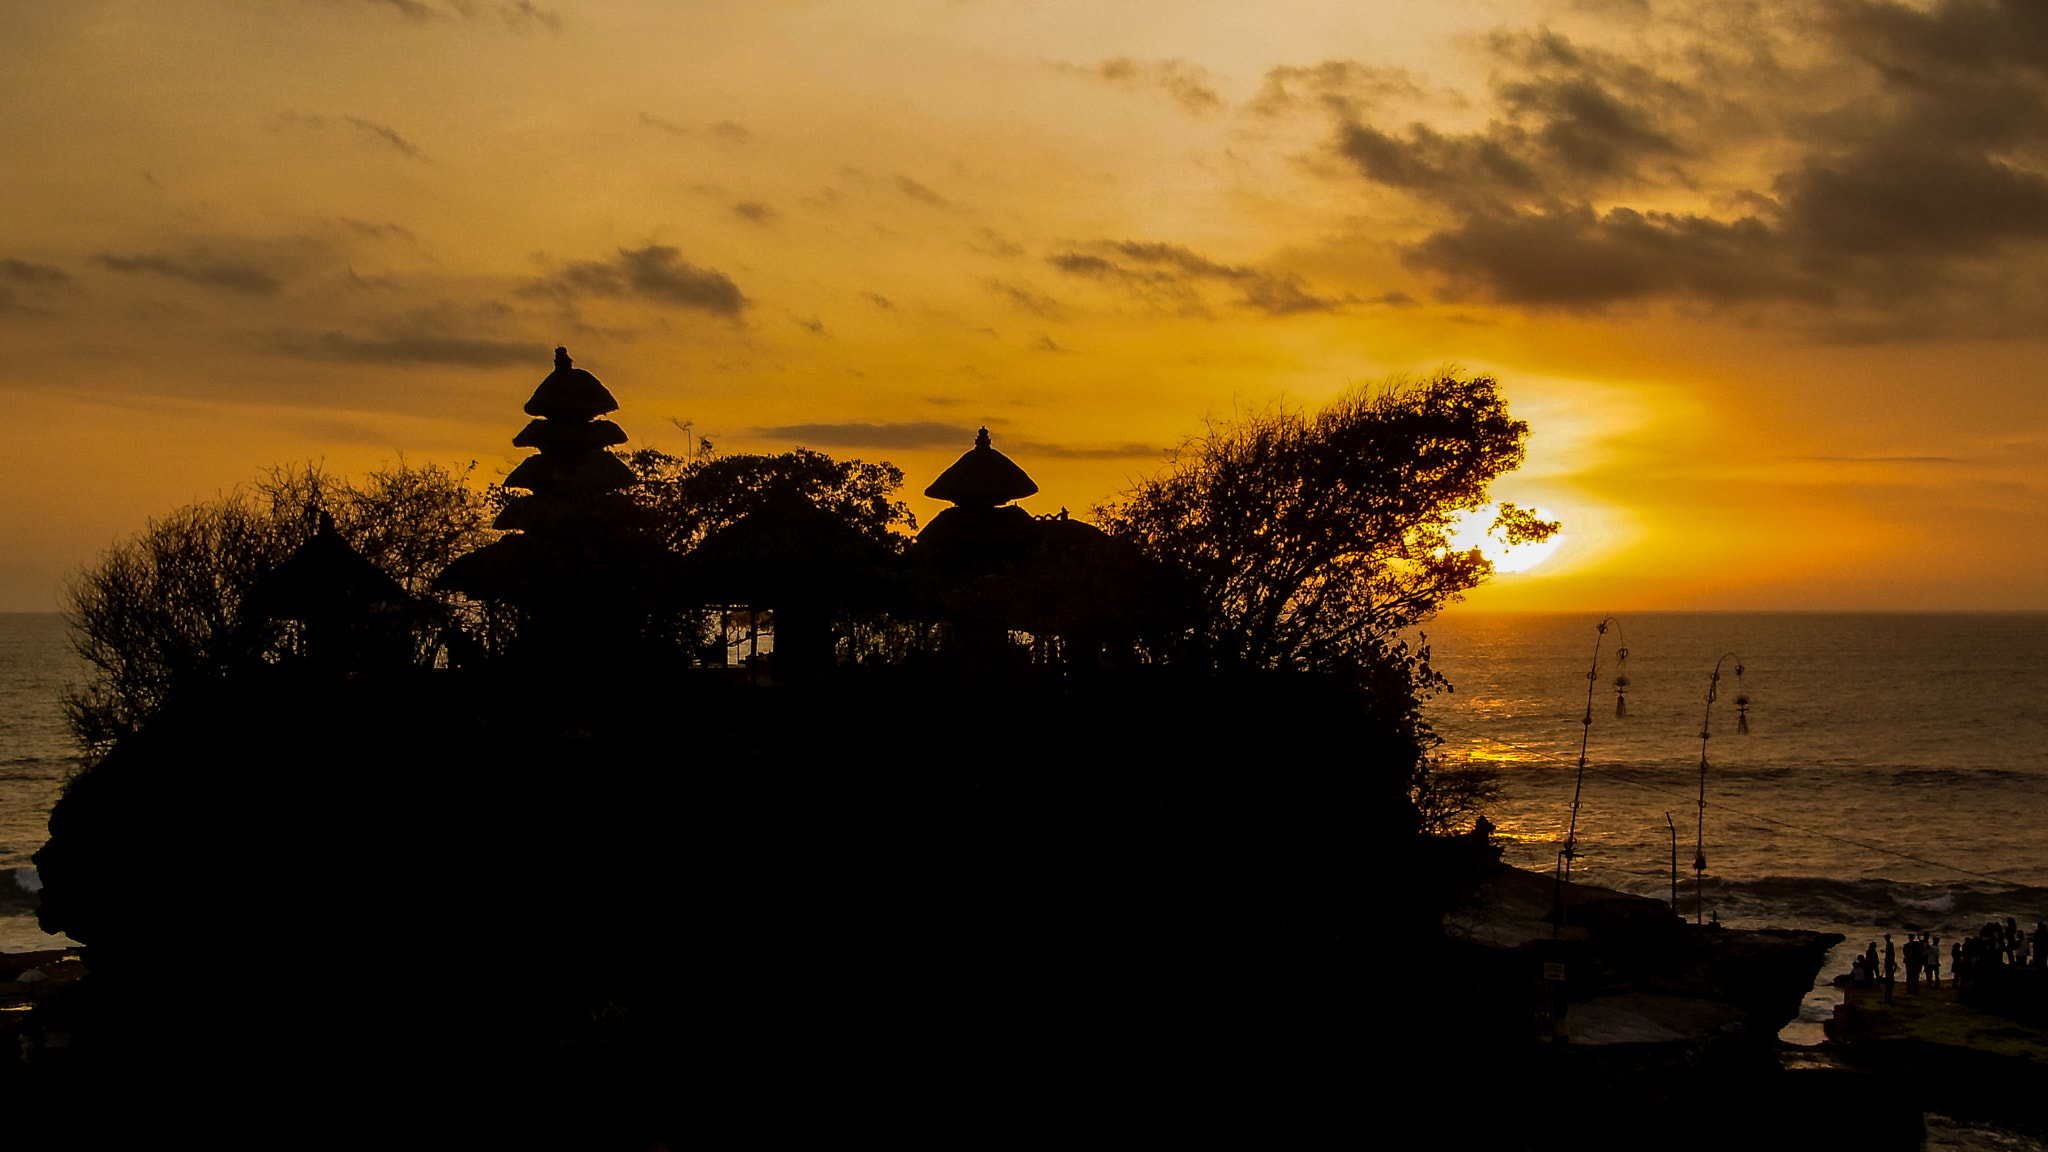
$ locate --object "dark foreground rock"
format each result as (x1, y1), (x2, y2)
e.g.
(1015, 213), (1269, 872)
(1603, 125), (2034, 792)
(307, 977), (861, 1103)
(1433, 865), (1916, 1149)
(20, 663), (1491, 1147)
(1823, 967), (2048, 1137)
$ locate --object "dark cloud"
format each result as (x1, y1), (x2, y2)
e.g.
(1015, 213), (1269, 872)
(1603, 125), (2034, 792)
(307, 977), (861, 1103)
(984, 279), (1062, 318)
(861, 291), (895, 310)
(522, 246), (749, 316)
(710, 120), (750, 145)
(344, 116), (427, 160)
(787, 312), (826, 335)
(750, 422), (971, 449)
(1327, 33), (1698, 214)
(95, 250), (282, 295)
(1286, 2), (2048, 325)
(731, 201), (778, 224)
(894, 176), (948, 206)
(1, 259), (69, 285)
(256, 328), (544, 366)
(1407, 206), (1828, 308)
(1047, 240), (1340, 315)
(1828, 0), (2048, 81)
(1055, 57), (1225, 114)
(1775, 144), (2048, 259)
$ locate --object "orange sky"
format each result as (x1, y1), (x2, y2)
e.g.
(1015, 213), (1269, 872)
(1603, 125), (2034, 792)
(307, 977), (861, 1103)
(3, 0), (2045, 612)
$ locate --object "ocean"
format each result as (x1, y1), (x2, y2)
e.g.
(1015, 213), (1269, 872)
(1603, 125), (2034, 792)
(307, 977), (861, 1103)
(1, 614), (84, 952)
(7, 610), (2048, 1048)
(1412, 611), (2048, 1046)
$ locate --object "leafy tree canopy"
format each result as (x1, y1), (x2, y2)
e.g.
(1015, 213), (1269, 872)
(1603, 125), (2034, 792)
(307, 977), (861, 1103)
(1095, 369), (1557, 673)
(625, 447), (918, 555)
(63, 461), (496, 754)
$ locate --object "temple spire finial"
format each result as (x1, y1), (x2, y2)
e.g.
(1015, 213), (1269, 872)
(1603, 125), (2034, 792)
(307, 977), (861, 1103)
(554, 346), (572, 371)
(975, 426), (991, 449)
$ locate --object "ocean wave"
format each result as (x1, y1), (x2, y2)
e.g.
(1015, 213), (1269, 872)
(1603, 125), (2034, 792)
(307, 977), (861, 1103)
(0, 869), (40, 915)
(1690, 874), (2048, 935)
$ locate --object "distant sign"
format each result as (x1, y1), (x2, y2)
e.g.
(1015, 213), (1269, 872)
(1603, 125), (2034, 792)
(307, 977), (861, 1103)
(1543, 962), (1567, 982)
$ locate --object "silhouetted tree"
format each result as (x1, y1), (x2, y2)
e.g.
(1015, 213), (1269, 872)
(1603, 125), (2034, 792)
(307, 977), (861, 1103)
(62, 461), (495, 754)
(1409, 756), (1506, 835)
(625, 447), (917, 555)
(1095, 370), (1557, 672)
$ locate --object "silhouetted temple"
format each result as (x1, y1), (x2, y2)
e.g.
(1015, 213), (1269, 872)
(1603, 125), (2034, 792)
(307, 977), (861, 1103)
(437, 347), (664, 660)
(912, 426), (1041, 570)
(683, 483), (899, 682)
(502, 347), (635, 504)
(244, 510), (416, 671)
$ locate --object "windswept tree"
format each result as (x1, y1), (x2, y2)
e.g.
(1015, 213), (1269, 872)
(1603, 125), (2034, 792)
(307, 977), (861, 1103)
(63, 461), (496, 754)
(1095, 369), (1557, 673)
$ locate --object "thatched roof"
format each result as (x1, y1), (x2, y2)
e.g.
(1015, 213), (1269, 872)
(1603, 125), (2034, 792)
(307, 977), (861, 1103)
(502, 447), (637, 499)
(923, 427), (1038, 507)
(245, 512), (411, 621)
(512, 418), (629, 451)
(523, 348), (619, 421)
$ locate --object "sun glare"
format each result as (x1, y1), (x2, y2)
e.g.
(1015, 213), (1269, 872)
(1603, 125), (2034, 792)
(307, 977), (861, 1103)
(1443, 505), (1564, 574)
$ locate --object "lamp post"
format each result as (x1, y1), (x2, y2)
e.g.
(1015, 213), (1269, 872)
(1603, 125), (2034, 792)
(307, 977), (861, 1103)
(1555, 617), (1626, 935)
(1666, 812), (1679, 914)
(1693, 653), (1747, 925)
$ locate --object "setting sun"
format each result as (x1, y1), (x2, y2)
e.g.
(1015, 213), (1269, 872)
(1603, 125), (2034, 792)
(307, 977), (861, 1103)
(1444, 505), (1565, 575)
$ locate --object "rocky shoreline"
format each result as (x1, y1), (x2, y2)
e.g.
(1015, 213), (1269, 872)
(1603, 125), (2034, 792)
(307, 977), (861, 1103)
(1442, 864), (2048, 1149)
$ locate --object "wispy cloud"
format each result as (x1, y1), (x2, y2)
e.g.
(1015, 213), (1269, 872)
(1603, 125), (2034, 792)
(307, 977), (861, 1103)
(358, 0), (562, 30)
(751, 421), (972, 449)
(1053, 57), (1225, 114)
(1, 259), (70, 285)
(1012, 439), (1163, 459)
(343, 116), (427, 160)
(95, 250), (283, 295)
(638, 112), (690, 136)
(255, 328), (544, 366)
(984, 279), (1062, 318)
(1047, 240), (1339, 315)
(362, 0), (435, 21)
(895, 176), (948, 206)
(522, 246), (749, 316)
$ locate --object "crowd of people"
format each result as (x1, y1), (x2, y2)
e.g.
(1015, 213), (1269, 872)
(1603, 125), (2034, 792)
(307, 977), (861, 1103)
(1847, 917), (2047, 1001)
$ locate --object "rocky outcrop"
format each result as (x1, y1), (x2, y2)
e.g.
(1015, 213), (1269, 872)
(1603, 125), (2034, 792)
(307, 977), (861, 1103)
(1435, 865), (1907, 1150)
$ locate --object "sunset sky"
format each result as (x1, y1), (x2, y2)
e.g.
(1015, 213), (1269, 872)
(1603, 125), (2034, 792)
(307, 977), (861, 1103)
(3, 0), (2045, 613)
